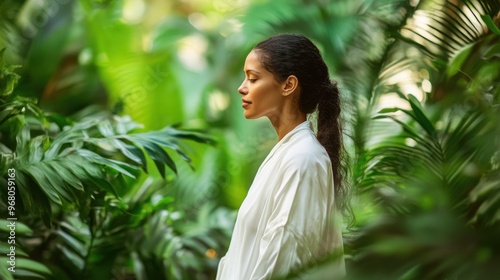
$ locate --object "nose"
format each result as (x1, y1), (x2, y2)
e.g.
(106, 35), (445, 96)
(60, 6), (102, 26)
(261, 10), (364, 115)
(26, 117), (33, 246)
(238, 80), (247, 95)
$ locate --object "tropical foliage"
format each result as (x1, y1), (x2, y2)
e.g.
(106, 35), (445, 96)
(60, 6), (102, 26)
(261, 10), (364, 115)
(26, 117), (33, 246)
(0, 41), (234, 279)
(0, 0), (499, 279)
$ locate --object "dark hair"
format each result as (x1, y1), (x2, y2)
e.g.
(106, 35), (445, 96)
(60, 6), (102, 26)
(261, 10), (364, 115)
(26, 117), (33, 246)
(254, 34), (349, 213)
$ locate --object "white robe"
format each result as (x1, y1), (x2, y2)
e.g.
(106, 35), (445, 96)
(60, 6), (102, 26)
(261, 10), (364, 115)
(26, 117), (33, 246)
(216, 121), (345, 280)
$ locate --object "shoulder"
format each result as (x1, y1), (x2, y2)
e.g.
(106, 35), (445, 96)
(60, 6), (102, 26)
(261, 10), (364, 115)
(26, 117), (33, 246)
(280, 129), (330, 172)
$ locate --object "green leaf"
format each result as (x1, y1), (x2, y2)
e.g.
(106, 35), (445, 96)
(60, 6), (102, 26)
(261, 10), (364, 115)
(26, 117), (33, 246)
(0, 258), (14, 280)
(0, 48), (21, 98)
(55, 230), (86, 258)
(0, 220), (32, 235)
(113, 139), (148, 171)
(38, 164), (76, 202)
(374, 115), (442, 162)
(141, 141), (177, 177)
(481, 14), (500, 35)
(75, 149), (137, 178)
(483, 43), (500, 59)
(378, 107), (403, 114)
(87, 176), (118, 197)
(47, 161), (84, 191)
(97, 120), (115, 137)
(14, 171), (52, 226)
(14, 258), (52, 275)
(407, 94), (436, 136)
(2, 269), (45, 279)
(120, 132), (192, 173)
(24, 165), (63, 205)
(0, 243), (28, 257)
(57, 244), (85, 271)
(59, 154), (95, 175)
(29, 135), (49, 162)
(447, 44), (473, 77)
(163, 127), (217, 145)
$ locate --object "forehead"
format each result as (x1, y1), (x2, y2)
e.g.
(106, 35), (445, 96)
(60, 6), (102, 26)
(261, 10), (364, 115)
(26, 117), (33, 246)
(243, 50), (265, 72)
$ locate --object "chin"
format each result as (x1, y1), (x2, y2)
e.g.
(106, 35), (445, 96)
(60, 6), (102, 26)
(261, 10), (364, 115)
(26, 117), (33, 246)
(243, 111), (254, 119)
(243, 112), (260, 119)
(243, 109), (265, 119)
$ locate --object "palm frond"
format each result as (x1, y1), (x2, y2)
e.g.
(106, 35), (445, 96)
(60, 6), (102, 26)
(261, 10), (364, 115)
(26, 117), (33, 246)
(0, 220), (51, 279)
(347, 20), (500, 276)
(1, 66), (215, 225)
(401, 0), (499, 60)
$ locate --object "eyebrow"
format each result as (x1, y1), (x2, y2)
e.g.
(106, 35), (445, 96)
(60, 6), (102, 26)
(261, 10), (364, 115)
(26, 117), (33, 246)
(244, 69), (261, 75)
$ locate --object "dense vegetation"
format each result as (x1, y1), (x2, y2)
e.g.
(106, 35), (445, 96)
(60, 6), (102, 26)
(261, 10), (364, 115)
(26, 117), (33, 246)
(1, 0), (499, 279)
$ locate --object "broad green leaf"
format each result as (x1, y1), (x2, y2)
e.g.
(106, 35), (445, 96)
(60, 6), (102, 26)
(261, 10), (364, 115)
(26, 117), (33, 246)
(57, 155), (102, 181)
(141, 141), (177, 177)
(35, 164), (75, 202)
(55, 230), (86, 257)
(124, 135), (177, 178)
(123, 133), (191, 163)
(97, 120), (115, 137)
(114, 115), (143, 134)
(24, 165), (63, 205)
(378, 107), (403, 114)
(14, 258), (52, 275)
(57, 244), (85, 271)
(75, 149), (137, 178)
(481, 14), (500, 35)
(47, 161), (84, 191)
(407, 94), (436, 136)
(447, 44), (473, 77)
(113, 139), (148, 171)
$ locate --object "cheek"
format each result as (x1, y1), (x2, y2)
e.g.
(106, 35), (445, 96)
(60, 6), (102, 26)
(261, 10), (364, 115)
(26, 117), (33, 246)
(248, 78), (283, 110)
(261, 85), (282, 104)
(253, 83), (278, 100)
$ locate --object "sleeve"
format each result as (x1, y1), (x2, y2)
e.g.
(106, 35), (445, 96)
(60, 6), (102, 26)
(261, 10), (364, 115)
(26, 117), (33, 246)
(249, 154), (333, 280)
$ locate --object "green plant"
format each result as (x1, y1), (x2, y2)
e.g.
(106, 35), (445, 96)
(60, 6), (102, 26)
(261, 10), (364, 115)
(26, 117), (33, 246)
(45, 179), (233, 280)
(343, 0), (500, 278)
(0, 45), (234, 279)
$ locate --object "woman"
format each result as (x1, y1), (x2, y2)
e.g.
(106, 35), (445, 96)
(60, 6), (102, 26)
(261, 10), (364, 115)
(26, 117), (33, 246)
(216, 34), (347, 280)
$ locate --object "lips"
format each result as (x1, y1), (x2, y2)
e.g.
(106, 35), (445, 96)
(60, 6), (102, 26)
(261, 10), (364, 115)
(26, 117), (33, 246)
(242, 99), (252, 108)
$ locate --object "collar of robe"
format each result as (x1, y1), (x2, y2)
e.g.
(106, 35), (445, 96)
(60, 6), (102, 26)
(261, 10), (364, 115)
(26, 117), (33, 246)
(260, 120), (312, 168)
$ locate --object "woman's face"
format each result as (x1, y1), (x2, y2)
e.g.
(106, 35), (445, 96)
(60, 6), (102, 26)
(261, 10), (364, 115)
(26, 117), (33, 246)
(238, 50), (285, 119)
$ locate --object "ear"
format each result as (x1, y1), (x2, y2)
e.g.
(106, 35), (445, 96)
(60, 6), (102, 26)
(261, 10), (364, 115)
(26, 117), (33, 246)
(281, 75), (299, 97)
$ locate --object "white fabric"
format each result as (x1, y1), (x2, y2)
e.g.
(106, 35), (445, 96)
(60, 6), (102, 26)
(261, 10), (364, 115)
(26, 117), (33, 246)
(216, 121), (345, 280)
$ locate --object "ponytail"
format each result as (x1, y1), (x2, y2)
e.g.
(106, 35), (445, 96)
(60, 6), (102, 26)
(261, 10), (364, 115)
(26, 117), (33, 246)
(317, 80), (349, 214)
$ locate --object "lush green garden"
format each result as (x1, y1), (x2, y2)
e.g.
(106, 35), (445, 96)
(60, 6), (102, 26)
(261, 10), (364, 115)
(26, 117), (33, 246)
(1, 0), (499, 279)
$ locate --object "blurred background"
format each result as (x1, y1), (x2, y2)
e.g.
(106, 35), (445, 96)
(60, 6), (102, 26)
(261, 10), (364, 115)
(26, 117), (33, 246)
(0, 0), (499, 279)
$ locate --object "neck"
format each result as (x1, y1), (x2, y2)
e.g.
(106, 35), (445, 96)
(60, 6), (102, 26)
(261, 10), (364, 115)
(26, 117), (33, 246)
(268, 112), (307, 141)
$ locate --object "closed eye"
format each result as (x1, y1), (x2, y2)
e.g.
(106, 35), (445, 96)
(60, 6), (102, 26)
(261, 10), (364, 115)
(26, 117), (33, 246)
(248, 78), (257, 83)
